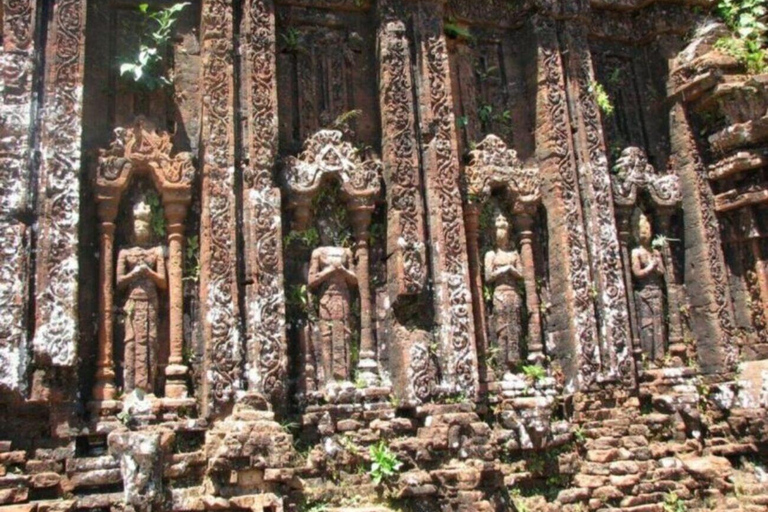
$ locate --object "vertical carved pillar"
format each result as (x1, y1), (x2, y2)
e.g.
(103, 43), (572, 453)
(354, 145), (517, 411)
(241, 0), (287, 406)
(669, 101), (739, 373)
(164, 203), (189, 399)
(0, 0), (36, 392)
(377, 3), (427, 299)
(350, 203), (377, 378)
(615, 206), (642, 359)
(34, 0), (88, 368)
(413, 0), (478, 397)
(561, 21), (634, 386)
(93, 203), (118, 401)
(533, 14), (599, 389)
(516, 211), (543, 362)
(200, 0), (242, 415)
(656, 210), (684, 353)
(462, 203), (488, 383)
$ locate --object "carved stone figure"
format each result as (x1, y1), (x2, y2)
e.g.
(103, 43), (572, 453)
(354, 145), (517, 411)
(631, 211), (666, 362)
(485, 210), (525, 370)
(117, 197), (167, 394)
(308, 221), (358, 386)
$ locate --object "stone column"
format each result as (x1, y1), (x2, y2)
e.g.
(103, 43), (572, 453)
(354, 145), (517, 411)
(200, 0), (243, 416)
(413, 0), (478, 397)
(33, 0), (88, 368)
(656, 209), (685, 355)
(463, 203), (489, 384)
(615, 206), (642, 359)
(0, 0), (37, 393)
(351, 202), (378, 381)
(164, 203), (189, 399)
(516, 211), (543, 363)
(93, 202), (118, 401)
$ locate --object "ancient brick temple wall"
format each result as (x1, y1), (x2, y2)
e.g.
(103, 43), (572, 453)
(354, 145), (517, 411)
(0, 1), (767, 511)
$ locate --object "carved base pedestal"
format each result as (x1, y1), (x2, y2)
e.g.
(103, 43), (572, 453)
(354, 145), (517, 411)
(165, 364), (190, 399)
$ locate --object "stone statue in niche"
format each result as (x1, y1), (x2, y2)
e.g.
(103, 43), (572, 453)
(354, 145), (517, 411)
(631, 210), (666, 362)
(117, 196), (167, 394)
(484, 208), (525, 371)
(308, 220), (358, 386)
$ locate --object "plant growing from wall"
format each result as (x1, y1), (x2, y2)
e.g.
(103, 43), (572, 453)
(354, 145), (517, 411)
(119, 3), (190, 90)
(714, 0), (767, 74)
(369, 441), (403, 485)
(521, 364), (546, 382)
(590, 81), (614, 116)
(144, 189), (166, 238)
(183, 235), (200, 282)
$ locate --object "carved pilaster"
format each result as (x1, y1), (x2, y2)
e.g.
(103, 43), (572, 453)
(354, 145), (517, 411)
(200, 0), (242, 416)
(241, 0), (287, 408)
(669, 102), (739, 374)
(0, 0), (37, 393)
(533, 14), (601, 390)
(412, 0), (478, 398)
(377, 3), (427, 299)
(561, 22), (635, 386)
(33, 0), (87, 368)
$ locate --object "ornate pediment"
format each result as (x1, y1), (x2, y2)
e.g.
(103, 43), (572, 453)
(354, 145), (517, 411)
(611, 147), (681, 209)
(463, 134), (541, 213)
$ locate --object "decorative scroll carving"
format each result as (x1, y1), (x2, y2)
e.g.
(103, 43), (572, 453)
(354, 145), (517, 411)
(33, 0), (87, 367)
(564, 23), (633, 385)
(0, 0), (36, 393)
(416, 4), (478, 397)
(200, 0), (242, 413)
(379, 19), (427, 297)
(534, 16), (600, 389)
(241, 0), (287, 406)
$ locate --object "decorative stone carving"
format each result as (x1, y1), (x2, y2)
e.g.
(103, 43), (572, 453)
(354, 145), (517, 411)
(484, 210), (525, 371)
(462, 134), (544, 376)
(33, 0), (87, 368)
(91, 118), (195, 407)
(631, 211), (667, 363)
(241, 0), (287, 408)
(118, 198), (168, 395)
(285, 130), (382, 388)
(612, 146), (684, 362)
(200, 0), (242, 416)
(308, 228), (358, 386)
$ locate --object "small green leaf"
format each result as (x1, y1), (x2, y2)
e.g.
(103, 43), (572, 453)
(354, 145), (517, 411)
(139, 3), (149, 13)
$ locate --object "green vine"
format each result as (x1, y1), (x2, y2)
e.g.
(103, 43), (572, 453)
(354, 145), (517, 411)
(714, 0), (767, 74)
(144, 190), (166, 239)
(119, 3), (190, 90)
(590, 81), (614, 116)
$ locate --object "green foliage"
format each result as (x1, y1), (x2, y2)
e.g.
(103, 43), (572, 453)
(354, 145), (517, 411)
(608, 68), (622, 85)
(478, 104), (494, 124)
(331, 109), (362, 131)
(521, 364), (546, 382)
(444, 22), (473, 41)
(590, 81), (614, 116)
(457, 115), (469, 128)
(144, 190), (166, 239)
(284, 227), (320, 248)
(281, 27), (305, 53)
(369, 441), (403, 485)
(663, 492), (687, 512)
(714, 0), (767, 73)
(119, 3), (189, 89)
(573, 426), (587, 444)
(183, 235), (200, 282)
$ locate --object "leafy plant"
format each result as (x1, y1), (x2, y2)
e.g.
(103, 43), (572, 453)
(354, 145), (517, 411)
(590, 81), (614, 116)
(478, 104), (494, 124)
(714, 0), (767, 73)
(457, 115), (469, 128)
(444, 21), (473, 41)
(332, 109), (362, 131)
(120, 3), (190, 89)
(663, 492), (687, 512)
(369, 441), (403, 485)
(183, 235), (200, 282)
(145, 189), (166, 238)
(573, 426), (587, 444)
(521, 364), (546, 382)
(284, 227), (320, 248)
